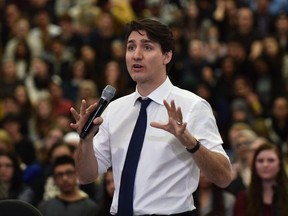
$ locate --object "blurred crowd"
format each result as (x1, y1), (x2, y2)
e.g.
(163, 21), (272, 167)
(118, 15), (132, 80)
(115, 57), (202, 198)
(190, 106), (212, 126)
(0, 0), (288, 215)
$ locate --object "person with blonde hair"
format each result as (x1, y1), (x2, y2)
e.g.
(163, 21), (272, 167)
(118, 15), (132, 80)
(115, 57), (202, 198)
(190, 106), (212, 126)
(0, 129), (14, 153)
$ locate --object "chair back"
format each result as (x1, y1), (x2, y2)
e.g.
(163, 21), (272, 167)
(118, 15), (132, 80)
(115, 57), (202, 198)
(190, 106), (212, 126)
(0, 199), (43, 216)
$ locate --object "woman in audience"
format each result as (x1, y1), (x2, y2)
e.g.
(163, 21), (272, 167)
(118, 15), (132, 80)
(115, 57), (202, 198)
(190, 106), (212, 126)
(233, 142), (288, 216)
(96, 167), (114, 216)
(0, 151), (34, 204)
(194, 172), (235, 216)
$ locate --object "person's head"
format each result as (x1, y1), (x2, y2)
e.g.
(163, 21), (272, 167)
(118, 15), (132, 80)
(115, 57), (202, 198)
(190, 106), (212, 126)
(14, 18), (30, 40)
(0, 113), (22, 135)
(4, 3), (21, 25)
(1, 59), (17, 80)
(80, 45), (96, 62)
(233, 75), (253, 97)
(111, 39), (125, 60)
(47, 141), (73, 163)
(78, 80), (99, 106)
(275, 12), (288, 34)
(54, 114), (73, 134)
(251, 143), (284, 183)
(236, 7), (254, 33)
(13, 84), (31, 107)
(1, 95), (20, 117)
(96, 11), (115, 37)
(58, 13), (73, 33)
(34, 9), (51, 28)
(231, 129), (258, 160)
(196, 172), (226, 215)
(71, 60), (86, 79)
(247, 142), (288, 215)
(124, 18), (174, 83)
(104, 60), (121, 81)
(188, 39), (204, 61)
(262, 36), (280, 57)
(48, 75), (63, 100)
(104, 167), (114, 198)
(271, 96), (288, 120)
(52, 155), (77, 195)
(98, 167), (114, 213)
(0, 152), (22, 188)
(246, 136), (268, 167)
(0, 129), (13, 153)
(125, 19), (174, 54)
(34, 96), (52, 119)
(230, 99), (253, 124)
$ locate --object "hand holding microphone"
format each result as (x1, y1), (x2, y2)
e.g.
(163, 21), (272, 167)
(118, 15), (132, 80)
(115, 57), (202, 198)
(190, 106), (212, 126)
(79, 85), (116, 139)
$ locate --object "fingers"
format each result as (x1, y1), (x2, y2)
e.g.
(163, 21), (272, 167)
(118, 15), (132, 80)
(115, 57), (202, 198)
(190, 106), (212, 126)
(70, 107), (80, 121)
(70, 100), (104, 138)
(71, 100), (98, 120)
(150, 121), (165, 130)
(79, 99), (87, 115)
(70, 100), (97, 130)
(164, 99), (184, 123)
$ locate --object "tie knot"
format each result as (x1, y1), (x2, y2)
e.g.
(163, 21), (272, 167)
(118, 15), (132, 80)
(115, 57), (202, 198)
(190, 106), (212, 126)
(139, 98), (152, 110)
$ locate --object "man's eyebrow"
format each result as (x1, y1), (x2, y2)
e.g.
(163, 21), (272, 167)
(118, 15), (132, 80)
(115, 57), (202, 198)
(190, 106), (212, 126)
(127, 39), (153, 44)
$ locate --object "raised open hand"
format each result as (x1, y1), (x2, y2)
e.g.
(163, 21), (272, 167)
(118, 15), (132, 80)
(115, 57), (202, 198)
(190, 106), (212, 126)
(70, 100), (103, 140)
(150, 100), (187, 137)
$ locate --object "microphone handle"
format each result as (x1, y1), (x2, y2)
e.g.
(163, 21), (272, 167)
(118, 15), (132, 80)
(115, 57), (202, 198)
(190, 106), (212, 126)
(80, 98), (109, 139)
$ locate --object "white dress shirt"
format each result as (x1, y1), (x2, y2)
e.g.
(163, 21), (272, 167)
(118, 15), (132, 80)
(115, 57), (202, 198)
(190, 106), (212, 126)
(94, 77), (229, 215)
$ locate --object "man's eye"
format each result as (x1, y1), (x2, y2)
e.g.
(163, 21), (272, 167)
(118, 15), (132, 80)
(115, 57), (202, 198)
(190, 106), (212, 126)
(127, 46), (135, 51)
(144, 46), (152, 51)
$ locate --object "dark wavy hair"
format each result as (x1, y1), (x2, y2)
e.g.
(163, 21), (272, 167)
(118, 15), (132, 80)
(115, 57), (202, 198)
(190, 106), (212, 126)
(247, 143), (288, 216)
(0, 152), (24, 198)
(124, 18), (174, 72)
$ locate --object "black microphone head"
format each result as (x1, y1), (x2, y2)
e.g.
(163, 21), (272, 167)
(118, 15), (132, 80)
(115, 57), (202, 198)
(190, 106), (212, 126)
(102, 85), (116, 101)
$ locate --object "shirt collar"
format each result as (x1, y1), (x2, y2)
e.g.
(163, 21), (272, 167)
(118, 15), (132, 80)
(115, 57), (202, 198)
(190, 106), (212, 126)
(133, 77), (173, 106)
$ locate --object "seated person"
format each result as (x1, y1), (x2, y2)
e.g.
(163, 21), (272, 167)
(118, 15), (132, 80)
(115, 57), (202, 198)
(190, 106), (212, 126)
(37, 155), (98, 216)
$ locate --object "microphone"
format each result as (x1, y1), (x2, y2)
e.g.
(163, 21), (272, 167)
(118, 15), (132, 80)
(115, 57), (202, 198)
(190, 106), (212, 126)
(80, 85), (116, 139)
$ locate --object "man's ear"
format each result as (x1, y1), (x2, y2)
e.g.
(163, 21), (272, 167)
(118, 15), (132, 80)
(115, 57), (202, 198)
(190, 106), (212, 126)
(163, 51), (173, 65)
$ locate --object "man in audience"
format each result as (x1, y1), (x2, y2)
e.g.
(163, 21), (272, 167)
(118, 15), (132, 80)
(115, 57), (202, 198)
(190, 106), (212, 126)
(37, 155), (98, 216)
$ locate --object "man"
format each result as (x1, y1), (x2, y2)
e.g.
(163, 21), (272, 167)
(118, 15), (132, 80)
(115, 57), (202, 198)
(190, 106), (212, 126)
(70, 18), (232, 215)
(37, 155), (98, 216)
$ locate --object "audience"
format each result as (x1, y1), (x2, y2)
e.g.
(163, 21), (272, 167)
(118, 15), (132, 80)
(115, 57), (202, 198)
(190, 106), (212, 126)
(0, 0), (287, 214)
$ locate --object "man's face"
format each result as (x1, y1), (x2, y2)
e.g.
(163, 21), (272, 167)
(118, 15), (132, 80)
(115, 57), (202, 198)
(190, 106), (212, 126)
(53, 164), (77, 195)
(125, 30), (171, 87)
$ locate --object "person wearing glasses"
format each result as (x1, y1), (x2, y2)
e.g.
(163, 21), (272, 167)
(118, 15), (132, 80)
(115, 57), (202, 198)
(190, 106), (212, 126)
(37, 155), (98, 216)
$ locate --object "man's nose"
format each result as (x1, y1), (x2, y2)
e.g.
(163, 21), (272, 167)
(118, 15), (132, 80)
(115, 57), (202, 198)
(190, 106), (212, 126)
(133, 47), (143, 59)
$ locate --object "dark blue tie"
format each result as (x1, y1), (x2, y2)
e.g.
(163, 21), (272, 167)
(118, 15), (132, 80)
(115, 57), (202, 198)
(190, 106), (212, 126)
(117, 98), (152, 216)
